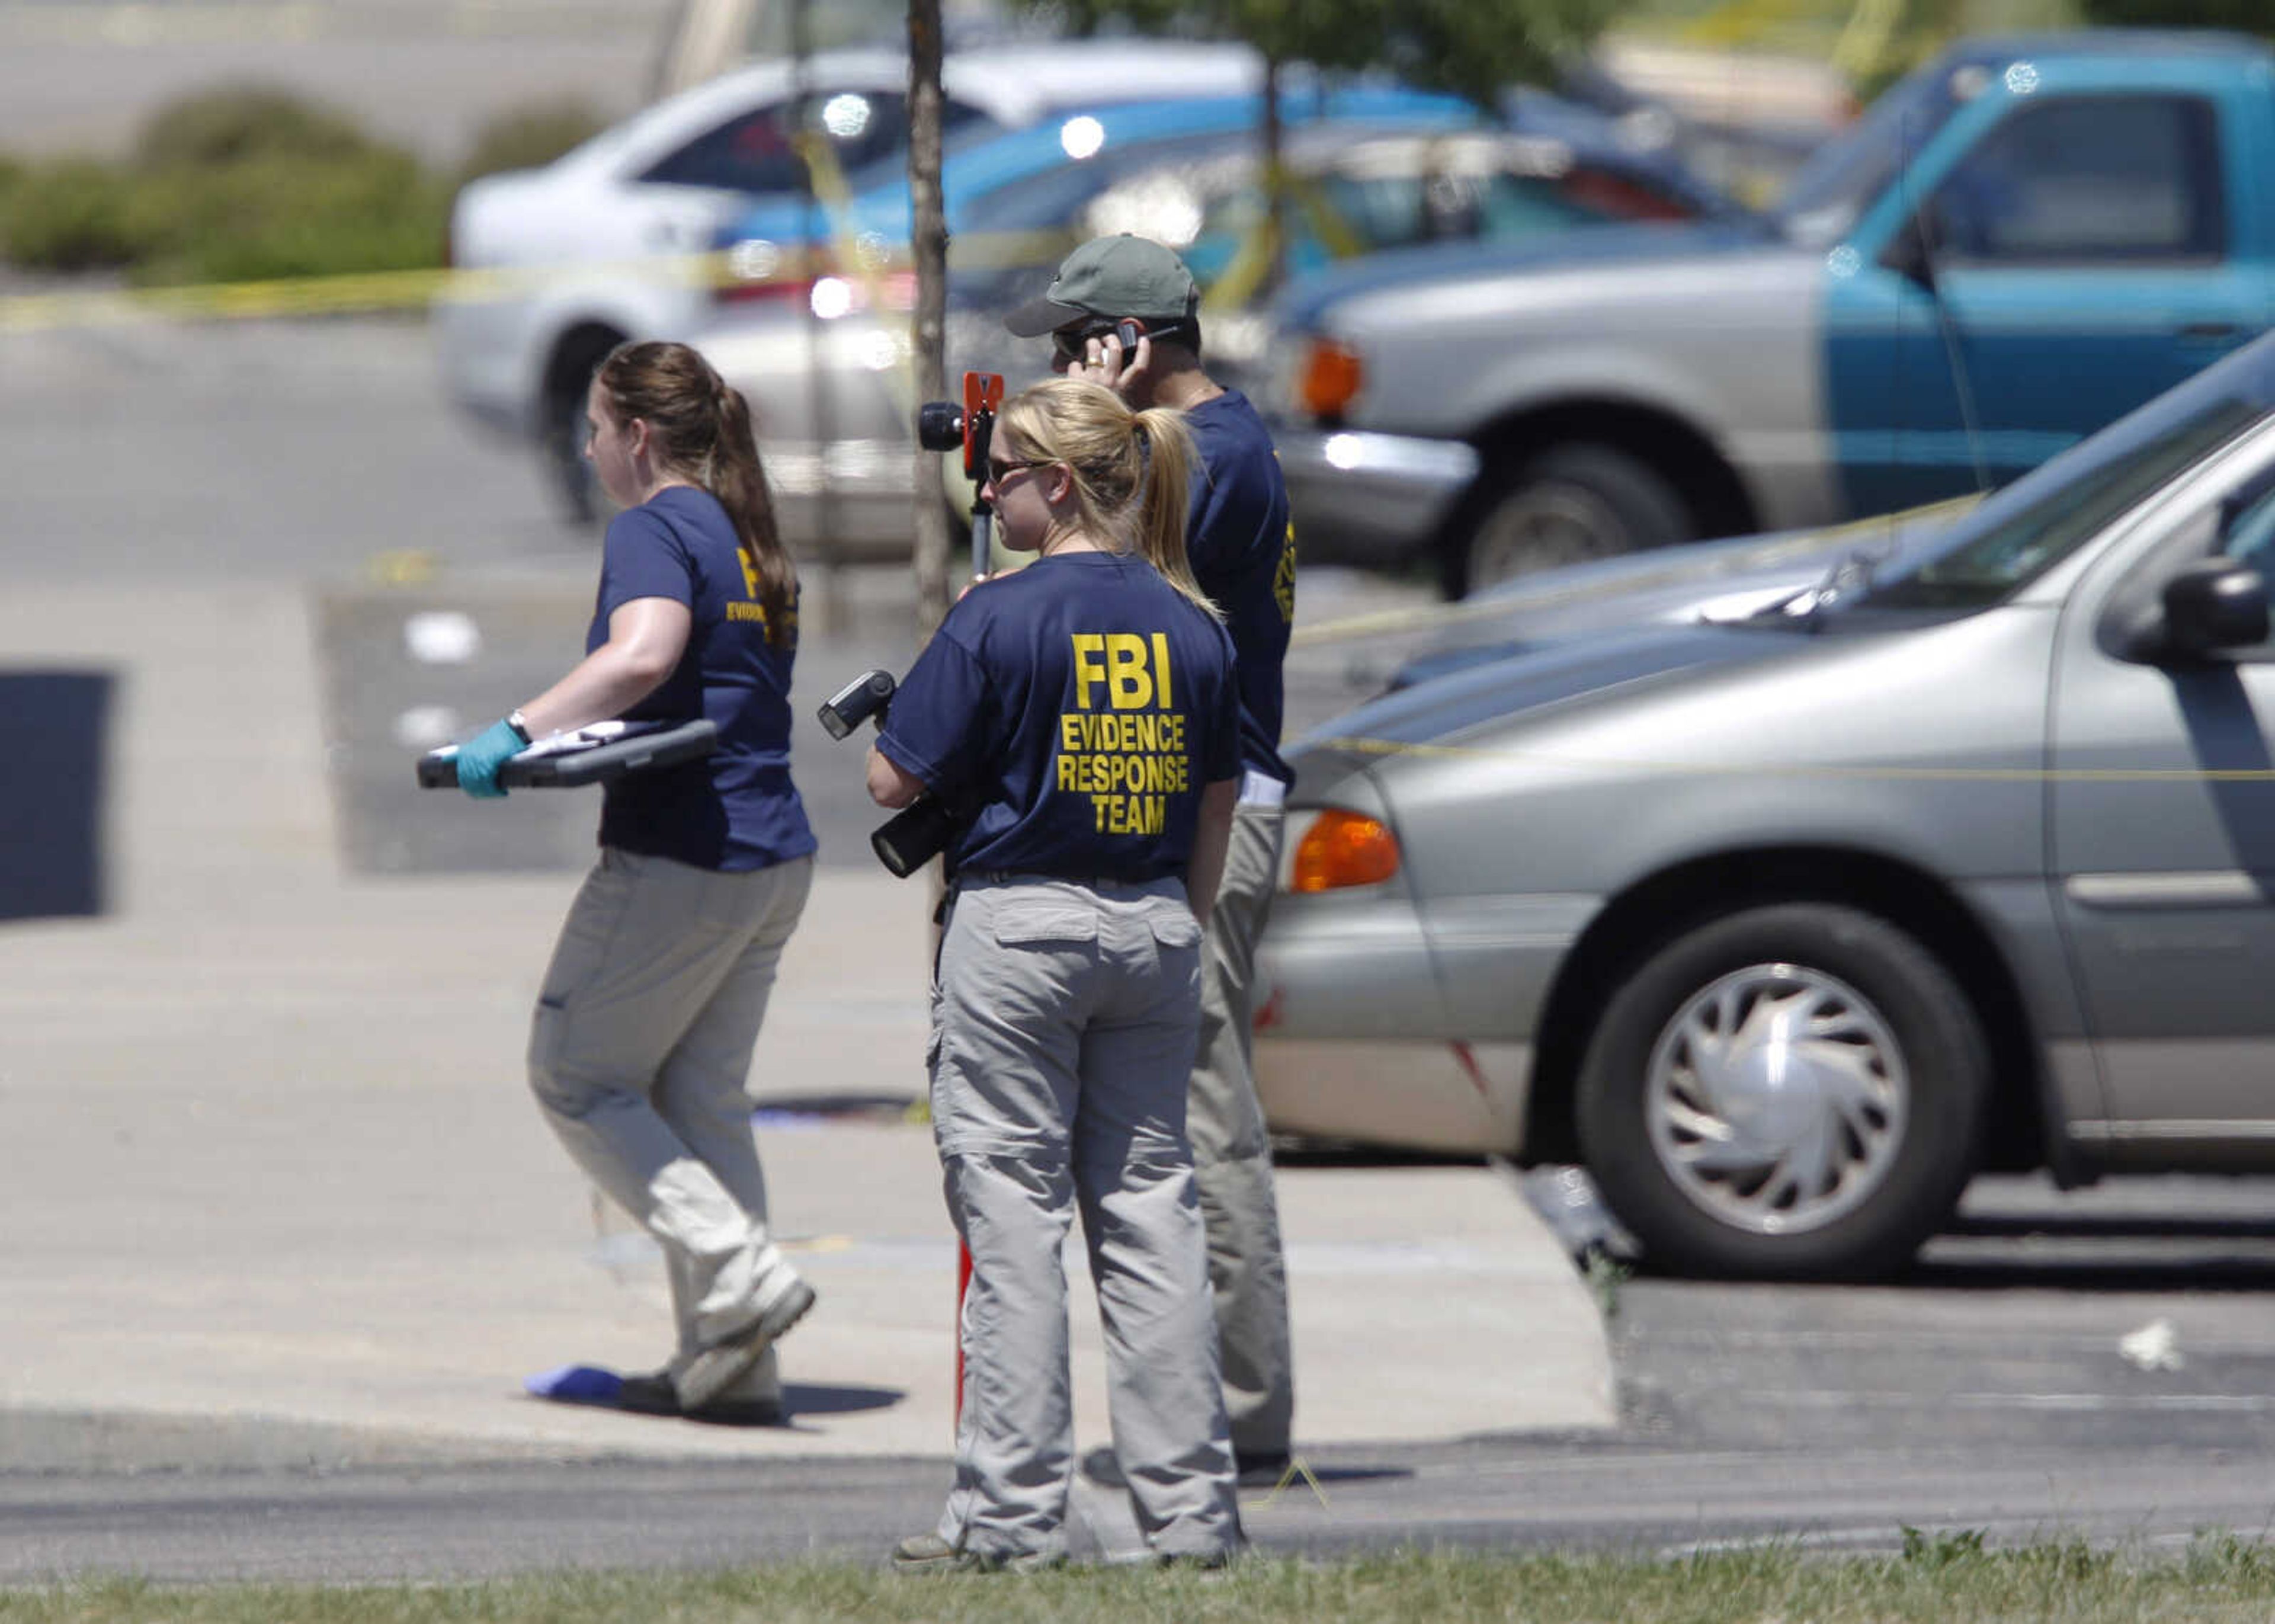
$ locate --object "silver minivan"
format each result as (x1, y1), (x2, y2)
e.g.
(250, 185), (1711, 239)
(1256, 332), (2275, 1279)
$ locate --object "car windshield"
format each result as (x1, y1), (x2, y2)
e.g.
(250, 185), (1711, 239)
(1775, 56), (1966, 244)
(1859, 353), (2275, 610)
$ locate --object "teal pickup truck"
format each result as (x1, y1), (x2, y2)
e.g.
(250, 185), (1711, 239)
(1268, 31), (2275, 595)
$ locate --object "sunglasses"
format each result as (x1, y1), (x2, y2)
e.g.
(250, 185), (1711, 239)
(986, 456), (1052, 486)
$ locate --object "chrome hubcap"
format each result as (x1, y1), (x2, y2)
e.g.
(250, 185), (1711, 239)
(1470, 483), (1626, 587)
(1644, 962), (1906, 1235)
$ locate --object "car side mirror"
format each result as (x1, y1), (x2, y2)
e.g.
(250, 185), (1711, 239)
(2158, 558), (2270, 661)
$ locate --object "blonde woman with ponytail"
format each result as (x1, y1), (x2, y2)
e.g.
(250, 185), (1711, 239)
(1013, 233), (1301, 1488)
(456, 339), (817, 1426)
(866, 373), (1245, 1572)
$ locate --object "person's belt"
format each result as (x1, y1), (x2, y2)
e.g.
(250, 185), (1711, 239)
(956, 869), (1151, 889)
(1239, 769), (1288, 808)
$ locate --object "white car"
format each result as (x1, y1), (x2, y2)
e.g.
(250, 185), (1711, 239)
(435, 40), (1264, 522)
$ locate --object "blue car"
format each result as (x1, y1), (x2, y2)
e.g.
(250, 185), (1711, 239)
(684, 82), (1728, 564)
(709, 84), (1488, 295)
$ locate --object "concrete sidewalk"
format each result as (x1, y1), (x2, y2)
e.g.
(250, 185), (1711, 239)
(0, 578), (1614, 1469)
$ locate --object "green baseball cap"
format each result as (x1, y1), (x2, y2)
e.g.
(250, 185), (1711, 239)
(1004, 233), (1199, 337)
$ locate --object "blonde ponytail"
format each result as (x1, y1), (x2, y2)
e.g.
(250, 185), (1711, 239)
(1130, 406), (1214, 622)
(995, 377), (1221, 622)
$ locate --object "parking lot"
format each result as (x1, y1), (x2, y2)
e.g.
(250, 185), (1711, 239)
(6, 304), (2275, 1575)
(11, 5), (2275, 1573)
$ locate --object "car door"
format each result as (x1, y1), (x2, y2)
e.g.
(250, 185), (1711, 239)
(1826, 74), (2269, 520)
(2047, 416), (2275, 1158)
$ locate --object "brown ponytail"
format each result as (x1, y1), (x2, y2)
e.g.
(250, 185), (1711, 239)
(595, 339), (799, 648)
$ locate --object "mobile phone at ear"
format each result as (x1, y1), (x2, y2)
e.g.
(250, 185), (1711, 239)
(1114, 319), (1143, 355)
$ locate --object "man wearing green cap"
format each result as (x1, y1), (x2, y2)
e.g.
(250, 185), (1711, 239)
(1008, 234), (1299, 1486)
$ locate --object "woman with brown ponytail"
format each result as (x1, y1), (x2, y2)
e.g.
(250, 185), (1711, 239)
(456, 339), (817, 1423)
(867, 376), (1245, 1571)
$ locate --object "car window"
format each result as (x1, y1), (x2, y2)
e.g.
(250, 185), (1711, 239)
(1552, 164), (1697, 223)
(1927, 95), (2224, 264)
(2219, 480), (2275, 576)
(642, 92), (988, 193)
(1197, 166), (1590, 258)
(1776, 55), (1966, 242)
(1864, 396), (2265, 609)
(1477, 172), (1636, 238)
(1316, 173), (1425, 247)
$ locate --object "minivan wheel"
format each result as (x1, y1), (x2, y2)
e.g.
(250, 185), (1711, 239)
(1575, 903), (1987, 1280)
(1440, 442), (1691, 598)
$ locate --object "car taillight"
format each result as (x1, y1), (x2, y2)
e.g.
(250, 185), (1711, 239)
(716, 276), (815, 307)
(1297, 337), (1363, 422)
(1290, 809), (1399, 893)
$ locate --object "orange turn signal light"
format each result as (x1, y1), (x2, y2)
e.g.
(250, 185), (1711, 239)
(1291, 809), (1400, 893)
(1297, 338), (1363, 421)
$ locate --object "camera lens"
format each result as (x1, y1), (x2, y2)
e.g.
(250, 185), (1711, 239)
(917, 401), (966, 453)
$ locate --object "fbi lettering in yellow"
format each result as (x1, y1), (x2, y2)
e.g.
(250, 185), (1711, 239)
(1069, 632), (1175, 711)
(1060, 632), (1188, 834)
(1273, 517), (1297, 623)
(725, 545), (795, 643)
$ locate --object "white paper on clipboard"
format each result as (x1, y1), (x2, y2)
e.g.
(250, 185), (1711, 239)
(428, 719), (658, 765)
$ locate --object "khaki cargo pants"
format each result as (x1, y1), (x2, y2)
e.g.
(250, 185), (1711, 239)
(527, 847), (813, 1404)
(930, 873), (1242, 1564)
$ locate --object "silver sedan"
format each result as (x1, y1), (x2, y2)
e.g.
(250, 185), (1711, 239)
(1257, 330), (2275, 1279)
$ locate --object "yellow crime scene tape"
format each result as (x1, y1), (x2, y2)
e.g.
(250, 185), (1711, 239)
(10, 243), (2258, 790)
(0, 121), (1385, 336)
(1303, 730), (2275, 786)
(0, 228), (1076, 336)
(1287, 496), (1978, 650)
(1280, 494), (2275, 787)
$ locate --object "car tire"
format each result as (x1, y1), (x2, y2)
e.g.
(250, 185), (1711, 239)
(1440, 442), (1692, 599)
(1575, 902), (1987, 1281)
(540, 333), (623, 527)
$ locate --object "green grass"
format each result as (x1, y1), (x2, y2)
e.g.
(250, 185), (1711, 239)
(9, 1538), (2275, 1623)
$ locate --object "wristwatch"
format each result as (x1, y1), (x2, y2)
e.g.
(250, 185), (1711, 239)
(507, 709), (533, 744)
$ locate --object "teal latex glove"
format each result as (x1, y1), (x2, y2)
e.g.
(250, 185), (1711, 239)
(456, 716), (529, 800)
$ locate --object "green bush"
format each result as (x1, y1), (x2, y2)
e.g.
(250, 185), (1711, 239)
(140, 149), (450, 284)
(134, 82), (381, 170)
(0, 86), (452, 284)
(457, 98), (609, 187)
(0, 157), (168, 271)
(0, 85), (617, 286)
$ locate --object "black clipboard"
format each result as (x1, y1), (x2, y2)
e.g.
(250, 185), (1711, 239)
(418, 719), (719, 790)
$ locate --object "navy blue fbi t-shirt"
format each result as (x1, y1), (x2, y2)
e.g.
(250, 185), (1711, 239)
(876, 552), (1241, 883)
(1185, 390), (1296, 786)
(588, 485), (817, 873)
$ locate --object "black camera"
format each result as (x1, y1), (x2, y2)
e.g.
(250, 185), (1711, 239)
(817, 667), (896, 741)
(870, 798), (960, 881)
(815, 667), (961, 880)
(917, 371), (1004, 485)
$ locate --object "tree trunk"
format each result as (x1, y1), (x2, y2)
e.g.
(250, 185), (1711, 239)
(907, 0), (951, 643)
(793, 0), (845, 629)
(1261, 52), (1286, 301)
